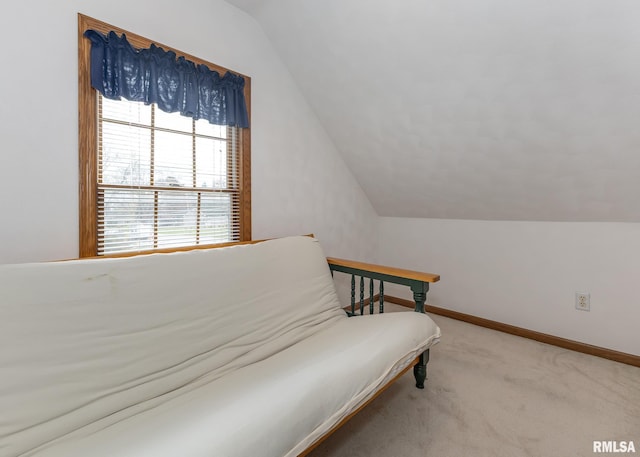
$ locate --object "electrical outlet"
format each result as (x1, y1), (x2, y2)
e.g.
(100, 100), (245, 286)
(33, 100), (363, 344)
(575, 292), (590, 311)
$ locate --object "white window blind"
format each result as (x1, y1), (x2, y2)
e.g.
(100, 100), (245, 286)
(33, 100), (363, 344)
(97, 95), (240, 255)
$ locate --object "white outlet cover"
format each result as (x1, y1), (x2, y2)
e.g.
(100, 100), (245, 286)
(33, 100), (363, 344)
(575, 293), (590, 311)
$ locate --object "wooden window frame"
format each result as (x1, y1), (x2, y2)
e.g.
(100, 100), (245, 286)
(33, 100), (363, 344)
(78, 13), (251, 257)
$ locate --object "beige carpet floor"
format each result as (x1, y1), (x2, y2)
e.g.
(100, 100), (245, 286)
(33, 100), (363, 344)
(308, 305), (640, 457)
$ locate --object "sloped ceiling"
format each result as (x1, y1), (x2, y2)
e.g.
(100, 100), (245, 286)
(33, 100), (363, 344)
(228, 0), (640, 221)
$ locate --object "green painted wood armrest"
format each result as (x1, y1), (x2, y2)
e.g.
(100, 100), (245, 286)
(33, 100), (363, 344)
(326, 257), (439, 314)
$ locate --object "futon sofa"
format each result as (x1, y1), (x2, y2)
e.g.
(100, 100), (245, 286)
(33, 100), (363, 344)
(0, 235), (441, 457)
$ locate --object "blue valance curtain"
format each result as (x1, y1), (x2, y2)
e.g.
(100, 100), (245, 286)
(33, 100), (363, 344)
(84, 30), (249, 128)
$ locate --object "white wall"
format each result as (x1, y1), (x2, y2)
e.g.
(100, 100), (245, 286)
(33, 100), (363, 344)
(0, 0), (378, 264)
(3, 1), (636, 356)
(379, 217), (640, 355)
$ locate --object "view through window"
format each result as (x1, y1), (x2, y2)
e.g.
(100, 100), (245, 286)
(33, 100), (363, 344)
(97, 95), (241, 255)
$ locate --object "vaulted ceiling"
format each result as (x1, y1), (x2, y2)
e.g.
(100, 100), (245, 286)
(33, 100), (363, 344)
(228, 0), (640, 221)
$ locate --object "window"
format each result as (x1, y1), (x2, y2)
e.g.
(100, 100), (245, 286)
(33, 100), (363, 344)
(97, 97), (242, 255)
(78, 14), (251, 257)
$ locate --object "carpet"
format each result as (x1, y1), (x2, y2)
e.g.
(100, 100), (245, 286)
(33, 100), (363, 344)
(309, 306), (640, 457)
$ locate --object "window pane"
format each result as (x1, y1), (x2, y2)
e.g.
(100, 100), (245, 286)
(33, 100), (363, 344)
(100, 123), (151, 186)
(102, 97), (151, 125)
(154, 131), (193, 187)
(94, 98), (243, 255)
(157, 191), (198, 248)
(195, 119), (226, 139)
(155, 107), (193, 133)
(196, 137), (228, 189)
(200, 193), (234, 244)
(99, 189), (155, 254)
